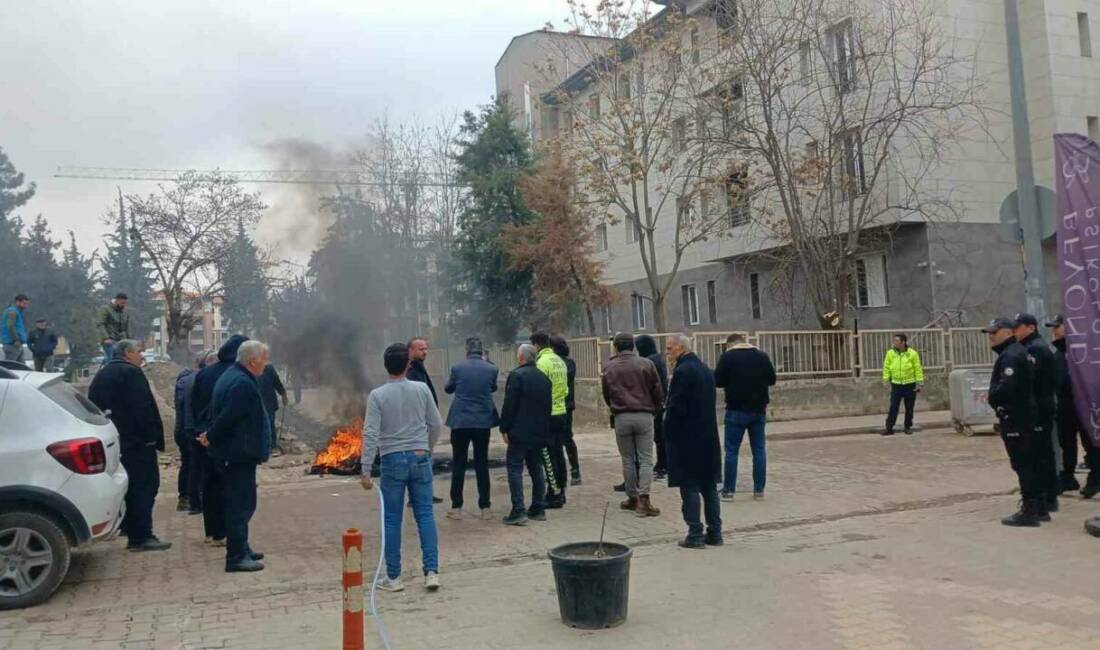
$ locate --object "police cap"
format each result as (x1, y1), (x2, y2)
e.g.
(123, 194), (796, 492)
(1044, 314), (1065, 328)
(1013, 313), (1039, 327)
(981, 317), (1015, 333)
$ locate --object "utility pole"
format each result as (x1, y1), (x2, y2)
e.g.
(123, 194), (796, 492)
(1003, 0), (1047, 322)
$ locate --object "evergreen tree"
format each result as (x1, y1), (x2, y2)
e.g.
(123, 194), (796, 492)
(448, 97), (536, 343)
(101, 193), (155, 339)
(58, 233), (101, 376)
(219, 220), (271, 337)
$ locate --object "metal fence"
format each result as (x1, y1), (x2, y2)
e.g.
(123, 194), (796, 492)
(948, 327), (997, 368)
(859, 329), (948, 374)
(755, 330), (855, 378)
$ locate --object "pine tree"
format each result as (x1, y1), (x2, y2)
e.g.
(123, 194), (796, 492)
(219, 220), (270, 337)
(448, 97), (537, 343)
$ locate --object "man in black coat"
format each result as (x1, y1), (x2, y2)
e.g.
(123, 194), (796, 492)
(499, 344), (552, 526)
(663, 334), (722, 549)
(714, 332), (777, 501)
(258, 363), (288, 453)
(636, 335), (669, 480)
(191, 334), (249, 544)
(551, 336), (582, 485)
(88, 339), (171, 551)
(1013, 313), (1060, 513)
(27, 318), (59, 372)
(202, 339), (272, 572)
(406, 336), (443, 503)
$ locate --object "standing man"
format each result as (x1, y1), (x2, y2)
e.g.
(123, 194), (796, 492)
(203, 340), (272, 573)
(97, 293), (131, 362)
(191, 335), (250, 546)
(173, 354), (204, 513)
(444, 337), (499, 520)
(531, 331), (570, 509)
(635, 335), (669, 481)
(27, 318), (59, 372)
(1, 294), (29, 363)
(985, 317), (1045, 526)
(1014, 313), (1060, 513)
(551, 336), (583, 486)
(360, 343), (442, 592)
(258, 363), (289, 455)
(88, 340), (171, 551)
(881, 333), (924, 436)
(1047, 315), (1100, 497)
(499, 344), (552, 526)
(601, 332), (664, 517)
(664, 334), (722, 549)
(406, 337), (443, 504)
(714, 333), (776, 501)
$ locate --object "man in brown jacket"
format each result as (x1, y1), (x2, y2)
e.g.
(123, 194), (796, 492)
(601, 332), (666, 517)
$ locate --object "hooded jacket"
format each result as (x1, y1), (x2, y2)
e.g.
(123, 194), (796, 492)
(634, 335), (668, 397)
(191, 334), (249, 432)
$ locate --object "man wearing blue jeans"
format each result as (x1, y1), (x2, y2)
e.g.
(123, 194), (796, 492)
(713, 333), (776, 502)
(360, 343), (442, 593)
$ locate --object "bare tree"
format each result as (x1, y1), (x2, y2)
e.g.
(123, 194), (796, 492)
(125, 172), (265, 352)
(705, 0), (984, 327)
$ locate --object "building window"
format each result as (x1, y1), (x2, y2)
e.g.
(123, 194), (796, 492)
(563, 107), (574, 134)
(706, 280), (718, 324)
(699, 187), (712, 220)
(695, 106), (708, 140)
(618, 74), (632, 100)
(725, 172), (750, 227)
(676, 195), (692, 225)
(1089, 116), (1100, 142)
(589, 93), (601, 119)
(715, 0), (738, 41)
(829, 20), (857, 95)
(672, 116), (688, 153)
(681, 284), (700, 326)
(749, 272), (762, 319)
(600, 305), (613, 333)
(595, 223), (608, 251)
(719, 77), (745, 137)
(836, 128), (867, 201)
(541, 105), (560, 139)
(799, 40), (812, 86)
(691, 26), (701, 64)
(636, 65), (646, 97)
(626, 214), (641, 243)
(852, 254), (890, 308)
(1080, 13), (1093, 58)
(632, 294), (648, 330)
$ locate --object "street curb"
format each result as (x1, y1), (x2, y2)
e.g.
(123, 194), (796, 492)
(769, 418), (954, 441)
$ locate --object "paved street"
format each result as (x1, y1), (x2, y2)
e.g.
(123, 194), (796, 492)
(3, 423), (1100, 649)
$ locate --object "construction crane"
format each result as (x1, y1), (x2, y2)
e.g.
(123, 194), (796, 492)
(54, 166), (460, 188)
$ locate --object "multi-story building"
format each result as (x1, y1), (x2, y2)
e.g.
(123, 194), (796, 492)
(150, 293), (228, 356)
(496, 1), (1100, 334)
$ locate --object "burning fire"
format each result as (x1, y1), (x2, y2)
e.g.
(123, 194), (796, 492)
(310, 418), (364, 475)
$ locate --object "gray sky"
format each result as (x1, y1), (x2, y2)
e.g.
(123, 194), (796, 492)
(0, 0), (565, 256)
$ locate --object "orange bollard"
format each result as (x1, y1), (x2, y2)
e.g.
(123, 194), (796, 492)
(342, 528), (364, 650)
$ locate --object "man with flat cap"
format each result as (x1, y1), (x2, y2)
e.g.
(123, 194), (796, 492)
(1013, 313), (1060, 514)
(985, 317), (1044, 526)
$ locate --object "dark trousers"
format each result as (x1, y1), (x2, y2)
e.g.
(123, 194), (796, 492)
(885, 383), (917, 432)
(201, 453), (227, 539)
(120, 446), (159, 543)
(33, 355), (53, 372)
(653, 411), (667, 473)
(679, 482), (721, 540)
(223, 463), (258, 565)
(563, 411), (580, 475)
(269, 410), (279, 450)
(175, 431), (194, 499)
(544, 416), (569, 496)
(1001, 418), (1043, 501)
(1059, 407), (1099, 474)
(506, 444), (546, 514)
(450, 428), (491, 509)
(1034, 417), (1059, 499)
(189, 441), (206, 510)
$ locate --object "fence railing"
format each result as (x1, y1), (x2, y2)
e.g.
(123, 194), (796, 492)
(859, 329), (948, 374)
(948, 327), (998, 368)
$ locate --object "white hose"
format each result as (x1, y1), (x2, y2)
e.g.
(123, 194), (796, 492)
(369, 485), (394, 650)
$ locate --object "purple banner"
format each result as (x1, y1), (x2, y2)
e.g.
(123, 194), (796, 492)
(1054, 133), (1100, 446)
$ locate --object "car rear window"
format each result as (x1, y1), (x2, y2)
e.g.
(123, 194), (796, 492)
(39, 380), (110, 426)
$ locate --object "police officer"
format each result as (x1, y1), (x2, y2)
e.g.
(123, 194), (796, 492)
(985, 317), (1045, 527)
(1013, 313), (1060, 512)
(1047, 314), (1100, 497)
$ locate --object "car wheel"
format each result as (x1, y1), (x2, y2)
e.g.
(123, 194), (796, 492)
(0, 512), (72, 610)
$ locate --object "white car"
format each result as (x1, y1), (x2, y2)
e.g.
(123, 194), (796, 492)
(0, 366), (128, 609)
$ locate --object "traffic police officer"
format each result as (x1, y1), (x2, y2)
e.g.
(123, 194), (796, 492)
(985, 317), (1045, 527)
(1013, 313), (1060, 512)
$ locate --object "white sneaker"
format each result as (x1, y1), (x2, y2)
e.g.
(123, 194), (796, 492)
(425, 571), (441, 591)
(480, 508), (492, 521)
(446, 508), (462, 520)
(375, 576), (405, 592)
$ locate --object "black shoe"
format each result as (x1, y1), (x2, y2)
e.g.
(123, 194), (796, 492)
(570, 473), (583, 487)
(176, 496), (189, 511)
(127, 536), (173, 552)
(545, 494), (566, 509)
(1086, 516), (1100, 537)
(502, 510), (528, 526)
(1060, 473), (1082, 493)
(250, 550), (265, 561)
(705, 532), (724, 546)
(187, 507), (202, 516)
(653, 469), (667, 481)
(1082, 475), (1100, 499)
(678, 536), (706, 549)
(226, 558), (265, 572)
(526, 508), (547, 521)
(1046, 496), (1060, 514)
(881, 430), (895, 436)
(1001, 501), (1041, 527)
(433, 496), (444, 504)
(613, 482), (626, 492)
(903, 428), (913, 435)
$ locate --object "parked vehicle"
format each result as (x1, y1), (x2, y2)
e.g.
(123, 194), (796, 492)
(0, 366), (128, 609)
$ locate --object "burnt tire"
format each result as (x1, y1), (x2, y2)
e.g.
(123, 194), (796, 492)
(0, 511), (72, 610)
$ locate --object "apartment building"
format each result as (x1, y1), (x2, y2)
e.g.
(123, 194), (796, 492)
(496, 0), (1100, 333)
(150, 293), (228, 356)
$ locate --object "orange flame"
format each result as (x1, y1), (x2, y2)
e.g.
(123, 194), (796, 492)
(311, 418), (364, 473)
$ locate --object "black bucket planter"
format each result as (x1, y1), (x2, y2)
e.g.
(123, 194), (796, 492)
(548, 542), (633, 629)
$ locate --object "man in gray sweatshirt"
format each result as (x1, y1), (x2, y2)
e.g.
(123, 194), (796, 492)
(361, 343), (443, 593)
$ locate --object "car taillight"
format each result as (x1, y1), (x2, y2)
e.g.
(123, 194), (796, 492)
(46, 437), (107, 475)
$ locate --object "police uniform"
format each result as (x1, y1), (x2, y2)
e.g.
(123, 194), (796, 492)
(1048, 314), (1100, 496)
(985, 317), (1045, 526)
(1014, 313), (1060, 509)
